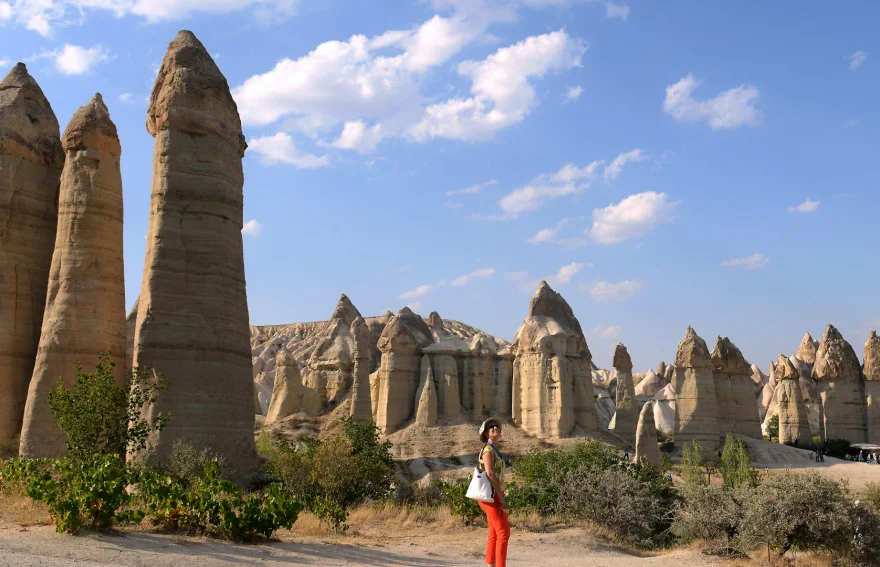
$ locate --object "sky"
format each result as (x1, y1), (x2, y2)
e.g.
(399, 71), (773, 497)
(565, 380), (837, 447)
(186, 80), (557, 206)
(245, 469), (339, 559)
(2, 0), (878, 371)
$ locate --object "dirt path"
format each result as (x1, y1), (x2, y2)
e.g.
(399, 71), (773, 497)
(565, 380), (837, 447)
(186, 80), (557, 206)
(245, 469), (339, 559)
(0, 523), (724, 567)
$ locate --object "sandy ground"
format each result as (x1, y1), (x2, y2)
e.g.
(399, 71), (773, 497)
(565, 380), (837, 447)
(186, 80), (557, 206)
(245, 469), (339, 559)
(0, 522), (724, 567)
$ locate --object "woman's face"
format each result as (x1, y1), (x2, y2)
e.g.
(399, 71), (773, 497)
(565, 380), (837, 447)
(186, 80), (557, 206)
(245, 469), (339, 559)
(488, 423), (502, 442)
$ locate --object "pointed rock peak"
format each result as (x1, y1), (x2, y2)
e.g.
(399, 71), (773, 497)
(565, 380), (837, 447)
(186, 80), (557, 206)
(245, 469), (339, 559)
(527, 280), (583, 335)
(674, 326), (712, 369)
(350, 316), (371, 346)
(711, 336), (751, 375)
(0, 61), (62, 165)
(399, 306), (414, 316)
(2, 62), (35, 87)
(331, 293), (362, 326)
(276, 348), (296, 365)
(864, 331), (880, 381)
(383, 309), (394, 320)
(612, 343), (633, 371)
(821, 324), (843, 343)
(656, 361), (667, 374)
(147, 30), (244, 153)
(776, 354), (799, 381)
(126, 297), (140, 322)
(427, 311), (443, 329)
(814, 324), (861, 381)
(62, 92), (120, 155)
(378, 310), (433, 352)
(796, 332), (818, 363)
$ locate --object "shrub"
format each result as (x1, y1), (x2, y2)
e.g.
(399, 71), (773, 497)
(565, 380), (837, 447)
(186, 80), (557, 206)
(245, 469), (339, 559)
(680, 440), (706, 488)
(47, 353), (169, 459)
(822, 438), (853, 460)
(165, 440), (229, 488)
(434, 477), (481, 525)
(674, 483), (753, 553)
(719, 434), (760, 489)
(766, 415), (779, 440)
(864, 482), (880, 513)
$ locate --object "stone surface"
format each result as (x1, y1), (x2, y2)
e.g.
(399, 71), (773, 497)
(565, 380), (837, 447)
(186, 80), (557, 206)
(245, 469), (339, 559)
(796, 333), (818, 365)
(265, 350), (303, 424)
(673, 327), (720, 451)
(414, 355), (438, 426)
(19, 94), (125, 458)
(609, 343), (637, 445)
(301, 318), (354, 414)
(711, 337), (762, 439)
(635, 401), (662, 466)
(652, 383), (676, 438)
(635, 369), (664, 402)
(511, 281), (597, 438)
(812, 325), (867, 443)
(775, 355), (812, 447)
(433, 354), (460, 420)
(349, 316), (373, 422)
(0, 63), (64, 445)
(865, 331), (880, 443)
(130, 31), (256, 478)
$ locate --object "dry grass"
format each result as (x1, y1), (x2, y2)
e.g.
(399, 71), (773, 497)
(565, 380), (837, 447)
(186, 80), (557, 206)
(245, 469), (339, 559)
(0, 492), (50, 527)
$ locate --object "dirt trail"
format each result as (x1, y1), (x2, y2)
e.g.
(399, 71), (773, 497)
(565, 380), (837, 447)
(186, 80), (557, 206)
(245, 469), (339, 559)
(0, 523), (724, 567)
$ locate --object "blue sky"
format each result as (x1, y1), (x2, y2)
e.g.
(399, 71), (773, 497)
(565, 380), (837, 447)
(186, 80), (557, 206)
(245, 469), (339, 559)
(2, 0), (878, 371)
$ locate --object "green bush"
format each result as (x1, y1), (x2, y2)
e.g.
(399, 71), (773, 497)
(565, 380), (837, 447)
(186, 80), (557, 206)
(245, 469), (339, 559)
(674, 483), (753, 552)
(265, 417), (395, 531)
(822, 438), (853, 460)
(766, 415), (779, 440)
(680, 440), (706, 488)
(864, 482), (880, 513)
(720, 434), (760, 489)
(434, 477), (481, 525)
(165, 440), (230, 488)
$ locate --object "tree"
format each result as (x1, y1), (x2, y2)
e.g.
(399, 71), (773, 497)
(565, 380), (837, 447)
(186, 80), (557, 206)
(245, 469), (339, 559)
(720, 434), (760, 489)
(767, 415), (779, 440)
(681, 440), (706, 488)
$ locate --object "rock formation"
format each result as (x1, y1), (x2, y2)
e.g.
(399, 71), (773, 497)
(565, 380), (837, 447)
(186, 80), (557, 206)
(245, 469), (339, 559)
(609, 343), (637, 445)
(301, 318), (354, 413)
(635, 402), (661, 466)
(265, 350), (303, 424)
(652, 383), (676, 438)
(19, 94), (125, 458)
(414, 355), (438, 426)
(711, 337), (762, 439)
(635, 370), (664, 403)
(673, 327), (720, 451)
(349, 316), (373, 422)
(511, 282), (597, 438)
(773, 355), (812, 446)
(796, 333), (818, 365)
(812, 325), (867, 443)
(130, 31), (256, 478)
(864, 331), (880, 443)
(0, 63), (64, 445)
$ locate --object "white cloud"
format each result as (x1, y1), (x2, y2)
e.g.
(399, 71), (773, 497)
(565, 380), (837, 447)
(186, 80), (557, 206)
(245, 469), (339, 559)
(548, 261), (590, 286)
(528, 227), (559, 245)
(603, 148), (646, 181)
(604, 2), (629, 20)
(450, 267), (495, 287)
(241, 219), (263, 237)
(118, 93), (134, 103)
(589, 324), (623, 339)
(399, 284), (436, 300)
(409, 30), (586, 141)
(248, 132), (330, 168)
(849, 50), (868, 71)
(565, 85), (583, 101)
(787, 198), (819, 214)
(720, 253), (770, 270)
(329, 120), (384, 153)
(583, 279), (646, 302)
(446, 179), (498, 196)
(0, 57), (9, 68)
(588, 191), (678, 244)
(499, 160), (600, 215)
(0, 3), (10, 20)
(43, 44), (111, 75)
(663, 73), (761, 130)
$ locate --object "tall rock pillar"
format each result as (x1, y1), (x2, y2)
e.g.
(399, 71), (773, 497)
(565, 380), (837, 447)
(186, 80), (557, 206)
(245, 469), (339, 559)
(711, 337), (762, 439)
(0, 63), (63, 445)
(375, 308), (432, 433)
(864, 331), (880, 444)
(672, 327), (719, 451)
(813, 325), (867, 443)
(609, 343), (637, 446)
(775, 355), (812, 447)
(131, 31), (256, 478)
(20, 94), (125, 458)
(349, 316), (373, 422)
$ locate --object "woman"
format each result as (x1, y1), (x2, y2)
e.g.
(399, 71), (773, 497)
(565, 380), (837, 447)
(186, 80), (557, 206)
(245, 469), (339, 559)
(478, 418), (509, 567)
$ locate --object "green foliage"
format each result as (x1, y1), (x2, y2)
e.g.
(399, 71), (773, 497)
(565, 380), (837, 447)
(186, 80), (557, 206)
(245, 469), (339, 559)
(675, 483), (752, 549)
(822, 438), (853, 459)
(165, 440), (229, 488)
(265, 418), (395, 531)
(434, 478), (481, 525)
(47, 353), (170, 459)
(719, 434), (760, 489)
(766, 415), (779, 440)
(681, 440), (706, 488)
(864, 482), (880, 513)
(659, 455), (673, 474)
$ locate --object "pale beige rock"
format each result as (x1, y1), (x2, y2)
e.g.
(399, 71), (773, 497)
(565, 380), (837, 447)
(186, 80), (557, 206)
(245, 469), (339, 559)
(131, 31), (256, 478)
(775, 355), (812, 447)
(369, 369), (379, 421)
(19, 94), (125, 458)
(415, 355), (438, 426)
(635, 370), (664, 402)
(609, 343), (637, 445)
(864, 331), (880, 443)
(302, 319), (353, 413)
(511, 281), (596, 438)
(711, 337), (762, 439)
(673, 327), (720, 451)
(635, 401), (661, 466)
(375, 308), (432, 433)
(796, 333), (818, 365)
(433, 354), (460, 420)
(813, 325), (867, 443)
(349, 316), (373, 422)
(0, 63), (63, 445)
(652, 383), (676, 438)
(265, 351), (303, 424)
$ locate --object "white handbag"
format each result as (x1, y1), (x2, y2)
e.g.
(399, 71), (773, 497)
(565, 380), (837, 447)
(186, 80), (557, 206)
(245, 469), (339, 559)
(465, 466), (495, 502)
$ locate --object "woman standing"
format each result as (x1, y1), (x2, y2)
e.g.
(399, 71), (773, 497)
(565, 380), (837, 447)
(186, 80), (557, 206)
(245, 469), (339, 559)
(478, 418), (509, 567)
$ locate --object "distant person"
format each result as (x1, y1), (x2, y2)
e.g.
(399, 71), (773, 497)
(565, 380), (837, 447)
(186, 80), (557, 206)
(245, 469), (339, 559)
(624, 447), (630, 462)
(477, 418), (509, 567)
(793, 437), (799, 448)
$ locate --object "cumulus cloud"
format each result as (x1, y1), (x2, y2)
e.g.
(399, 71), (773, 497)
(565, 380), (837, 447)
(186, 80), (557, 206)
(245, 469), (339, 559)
(583, 279), (646, 302)
(787, 198), (819, 214)
(399, 266), (495, 299)
(40, 44), (111, 75)
(849, 50), (868, 71)
(589, 324), (623, 339)
(527, 218), (572, 245)
(248, 132), (330, 168)
(241, 219), (263, 237)
(603, 148), (646, 181)
(450, 267), (496, 287)
(720, 253), (770, 270)
(118, 93), (134, 103)
(565, 85), (583, 101)
(604, 2), (629, 20)
(499, 161), (600, 215)
(399, 284), (436, 300)
(330, 121), (384, 153)
(548, 261), (590, 286)
(663, 73), (761, 130)
(588, 191), (678, 244)
(446, 179), (498, 196)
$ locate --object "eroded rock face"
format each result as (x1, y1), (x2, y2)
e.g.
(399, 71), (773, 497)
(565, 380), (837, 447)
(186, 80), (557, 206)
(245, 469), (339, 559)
(0, 63), (64, 444)
(349, 316), (373, 422)
(673, 327), (720, 451)
(19, 94), (125, 458)
(301, 319), (353, 413)
(796, 333), (818, 365)
(511, 282), (596, 438)
(265, 351), (303, 424)
(711, 337), (762, 440)
(635, 370), (664, 402)
(864, 331), (880, 443)
(609, 343), (637, 445)
(414, 355), (438, 426)
(775, 355), (812, 447)
(635, 402), (661, 466)
(131, 31), (256, 478)
(813, 325), (867, 443)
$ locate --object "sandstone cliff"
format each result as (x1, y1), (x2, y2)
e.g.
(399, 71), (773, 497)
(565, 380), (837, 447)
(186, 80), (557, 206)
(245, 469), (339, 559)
(673, 327), (720, 451)
(813, 325), (867, 444)
(775, 355), (812, 448)
(711, 337), (762, 439)
(609, 343), (637, 446)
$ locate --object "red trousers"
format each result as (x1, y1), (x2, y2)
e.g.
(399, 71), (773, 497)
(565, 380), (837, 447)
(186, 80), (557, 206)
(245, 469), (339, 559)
(478, 492), (510, 567)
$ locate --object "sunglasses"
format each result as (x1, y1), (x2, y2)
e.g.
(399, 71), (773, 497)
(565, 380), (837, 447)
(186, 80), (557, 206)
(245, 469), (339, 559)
(489, 425), (501, 431)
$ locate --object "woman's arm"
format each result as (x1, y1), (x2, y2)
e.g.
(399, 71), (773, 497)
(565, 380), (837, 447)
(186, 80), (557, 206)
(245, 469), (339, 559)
(482, 449), (507, 510)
